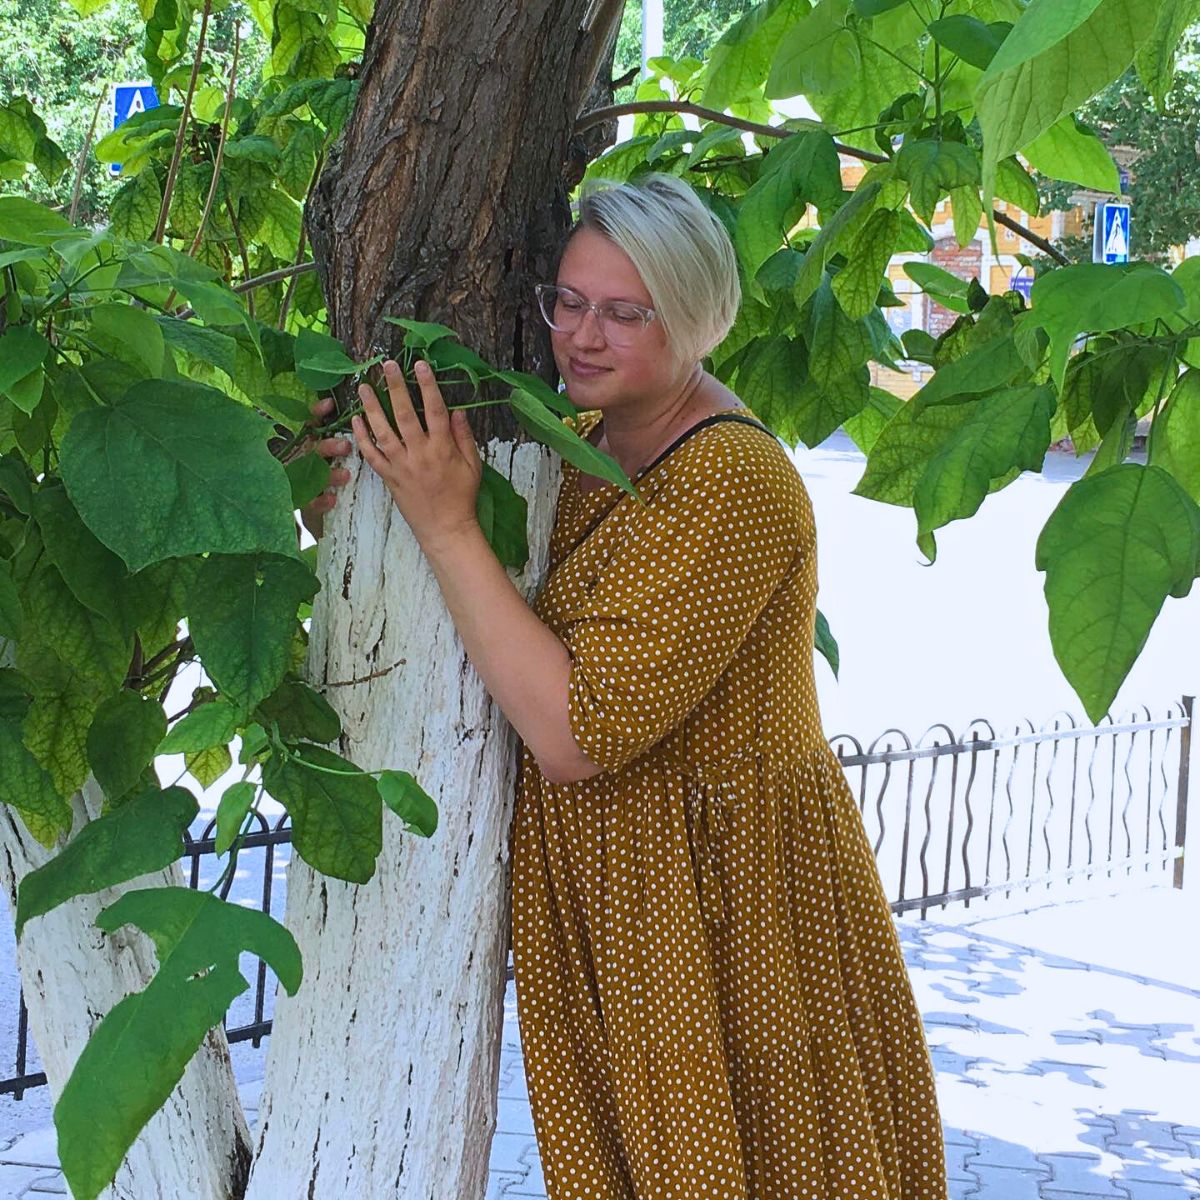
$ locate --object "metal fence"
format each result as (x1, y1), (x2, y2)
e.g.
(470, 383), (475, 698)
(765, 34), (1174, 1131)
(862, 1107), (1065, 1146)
(2, 696), (1193, 1100)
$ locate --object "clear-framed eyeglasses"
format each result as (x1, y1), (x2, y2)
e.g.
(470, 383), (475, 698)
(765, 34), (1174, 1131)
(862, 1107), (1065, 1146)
(534, 283), (656, 347)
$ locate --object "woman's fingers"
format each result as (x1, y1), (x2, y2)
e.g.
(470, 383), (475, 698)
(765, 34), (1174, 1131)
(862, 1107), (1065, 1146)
(315, 436), (352, 460)
(357, 379), (404, 457)
(413, 359), (450, 438)
(382, 359), (425, 444)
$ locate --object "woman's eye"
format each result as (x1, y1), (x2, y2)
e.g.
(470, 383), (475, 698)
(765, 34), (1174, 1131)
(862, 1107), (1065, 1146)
(559, 295), (585, 312)
(608, 308), (641, 325)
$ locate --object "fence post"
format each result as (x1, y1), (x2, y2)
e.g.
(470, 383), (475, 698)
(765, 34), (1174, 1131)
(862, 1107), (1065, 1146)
(1175, 695), (1194, 889)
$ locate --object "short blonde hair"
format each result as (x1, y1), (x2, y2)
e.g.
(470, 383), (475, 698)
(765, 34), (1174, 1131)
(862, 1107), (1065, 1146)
(575, 174), (741, 365)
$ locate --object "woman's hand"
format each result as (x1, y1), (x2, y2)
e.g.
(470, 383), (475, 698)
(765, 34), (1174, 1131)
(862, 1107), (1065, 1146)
(298, 396), (353, 540)
(352, 358), (483, 553)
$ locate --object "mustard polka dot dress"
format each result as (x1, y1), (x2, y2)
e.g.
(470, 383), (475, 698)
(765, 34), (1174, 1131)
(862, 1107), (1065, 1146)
(511, 406), (948, 1199)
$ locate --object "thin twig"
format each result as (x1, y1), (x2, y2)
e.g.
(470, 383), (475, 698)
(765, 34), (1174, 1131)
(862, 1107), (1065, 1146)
(188, 18), (240, 258)
(69, 88), (106, 225)
(278, 148), (324, 329)
(154, 0), (214, 244)
(575, 100), (1069, 265)
(223, 196), (257, 319)
(173, 261), (317, 320)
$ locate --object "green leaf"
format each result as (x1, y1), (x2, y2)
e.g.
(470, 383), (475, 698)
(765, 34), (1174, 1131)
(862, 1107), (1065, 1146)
(950, 185), (983, 249)
(927, 15), (1011, 69)
(285, 452), (331, 510)
(814, 608), (839, 678)
(476, 462), (529, 570)
(734, 337), (808, 443)
(701, 0), (810, 110)
(507, 390), (637, 496)
(0, 717), (73, 848)
(158, 698), (243, 754)
(60, 379), (299, 573)
(1134, 0), (1198, 110)
(807, 276), (872, 380)
(904, 261), (972, 314)
(261, 744), (382, 883)
(0, 197), (75, 245)
(1035, 464), (1200, 721)
(0, 669), (33, 724)
(1150, 368), (1200, 503)
(187, 553), (319, 715)
(852, 0), (907, 12)
(254, 680), (341, 744)
(1022, 115), (1119, 193)
(735, 130), (843, 284)
(492, 370), (575, 418)
(380, 316), (458, 347)
(792, 366), (869, 447)
(15, 786), (195, 940)
(976, 0), (1152, 198)
(294, 327), (357, 390)
(157, 319), (238, 378)
(914, 384), (1055, 556)
(108, 170), (163, 243)
(57, 888), (301, 1200)
(0, 561), (23, 639)
(215, 781), (256, 855)
(896, 140), (980, 226)
(89, 303), (168, 379)
(0, 327), (49, 410)
(910, 335), (1029, 413)
(793, 180), (883, 310)
(995, 156), (1040, 217)
(843, 386), (903, 453)
(278, 123), (322, 199)
(86, 692), (168, 804)
(766, 0), (860, 99)
(377, 770), (438, 837)
(185, 743), (232, 788)
(1028, 263), (1185, 388)
(831, 208), (902, 319)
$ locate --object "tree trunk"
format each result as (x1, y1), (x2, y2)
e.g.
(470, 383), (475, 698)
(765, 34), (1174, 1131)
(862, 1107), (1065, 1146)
(0, 778), (251, 1200)
(246, 1), (622, 1194)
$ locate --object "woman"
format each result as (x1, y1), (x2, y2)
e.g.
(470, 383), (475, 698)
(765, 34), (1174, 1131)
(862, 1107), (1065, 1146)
(306, 175), (948, 1199)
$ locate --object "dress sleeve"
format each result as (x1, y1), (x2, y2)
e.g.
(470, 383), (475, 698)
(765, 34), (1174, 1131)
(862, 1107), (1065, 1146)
(564, 428), (813, 774)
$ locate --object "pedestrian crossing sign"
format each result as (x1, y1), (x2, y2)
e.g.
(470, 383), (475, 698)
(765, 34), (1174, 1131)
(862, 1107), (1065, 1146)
(1095, 202), (1130, 265)
(109, 82), (160, 177)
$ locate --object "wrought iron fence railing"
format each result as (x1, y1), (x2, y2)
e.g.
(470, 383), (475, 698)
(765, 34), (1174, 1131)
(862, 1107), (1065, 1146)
(1, 695), (1192, 1101)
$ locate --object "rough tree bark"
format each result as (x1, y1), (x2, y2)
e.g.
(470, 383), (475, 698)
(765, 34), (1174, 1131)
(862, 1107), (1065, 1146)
(245, 2), (624, 1195)
(0, 778), (252, 1200)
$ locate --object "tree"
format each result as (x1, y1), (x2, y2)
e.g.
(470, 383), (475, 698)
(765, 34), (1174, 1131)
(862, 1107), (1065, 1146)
(1, 0), (1199, 1197)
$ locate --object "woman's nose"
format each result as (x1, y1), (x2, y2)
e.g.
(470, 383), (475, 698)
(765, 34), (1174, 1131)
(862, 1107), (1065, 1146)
(571, 307), (607, 349)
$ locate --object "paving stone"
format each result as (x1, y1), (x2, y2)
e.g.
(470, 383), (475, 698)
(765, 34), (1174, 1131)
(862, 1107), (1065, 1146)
(496, 1095), (535, 1137)
(1037, 1151), (1126, 1196)
(968, 1139), (1050, 1173)
(1106, 1118), (1193, 1153)
(926, 1011), (983, 1030)
(1112, 1180), (1200, 1199)
(949, 1178), (977, 1200)
(504, 1152), (546, 1196)
(962, 1163), (1050, 1199)
(25, 1175), (66, 1195)
(488, 1131), (538, 1176)
(487, 1171), (527, 1199)
(946, 1141), (977, 1181)
(0, 1130), (58, 1170)
(0, 1164), (44, 1198)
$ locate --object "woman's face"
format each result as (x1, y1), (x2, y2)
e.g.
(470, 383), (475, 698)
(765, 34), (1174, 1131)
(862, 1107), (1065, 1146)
(550, 227), (690, 413)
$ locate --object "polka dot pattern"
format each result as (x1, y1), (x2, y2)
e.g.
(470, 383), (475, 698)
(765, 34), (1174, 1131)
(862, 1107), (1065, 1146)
(512, 407), (948, 1199)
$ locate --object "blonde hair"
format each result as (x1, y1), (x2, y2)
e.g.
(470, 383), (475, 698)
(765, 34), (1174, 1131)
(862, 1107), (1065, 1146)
(575, 174), (741, 365)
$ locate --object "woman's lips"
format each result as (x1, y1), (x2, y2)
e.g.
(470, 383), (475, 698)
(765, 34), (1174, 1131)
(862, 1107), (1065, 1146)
(568, 358), (610, 378)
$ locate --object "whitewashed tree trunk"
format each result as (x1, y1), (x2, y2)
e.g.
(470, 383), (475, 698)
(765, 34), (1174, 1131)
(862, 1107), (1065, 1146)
(245, 440), (558, 1198)
(0, 776), (251, 1199)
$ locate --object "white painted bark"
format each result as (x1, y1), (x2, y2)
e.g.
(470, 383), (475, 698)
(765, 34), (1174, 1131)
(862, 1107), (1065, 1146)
(245, 439), (558, 1199)
(0, 775), (252, 1199)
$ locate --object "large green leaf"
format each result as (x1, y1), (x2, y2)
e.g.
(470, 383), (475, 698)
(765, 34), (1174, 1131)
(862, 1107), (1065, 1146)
(734, 336), (808, 443)
(1028, 263), (1185, 387)
(915, 384), (1055, 557)
(700, 0), (811, 110)
(0, 717), (73, 847)
(0, 327), (49, 410)
(108, 170), (163, 243)
(1150, 369), (1200, 503)
(0, 562), (23, 640)
(187, 553), (319, 715)
(60, 379), (299, 573)
(792, 366), (869, 447)
(1133, 0), (1200, 109)
(896, 140), (980, 226)
(1021, 115), (1119, 193)
(254, 679), (341, 744)
(1036, 464), (1200, 721)
(261, 744), (382, 883)
(56, 888), (301, 1200)
(476, 463), (529, 570)
(158, 698), (243, 754)
(843, 386), (903, 453)
(910, 335), (1029, 413)
(793, 180), (883, 309)
(86, 692), (168, 804)
(88, 303), (168, 379)
(806, 276), (873, 380)
(507, 390), (637, 496)
(976, 0), (1150, 197)
(215, 781), (257, 855)
(735, 130), (842, 284)
(377, 770), (438, 838)
(766, 0), (859, 98)
(927, 15), (1011, 69)
(15, 786), (195, 939)
(831, 209), (902, 319)
(0, 196), (75, 245)
(814, 608), (839, 678)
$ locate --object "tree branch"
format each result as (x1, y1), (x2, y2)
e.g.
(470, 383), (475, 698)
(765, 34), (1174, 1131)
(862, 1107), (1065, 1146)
(575, 100), (1070, 266)
(69, 88), (106, 225)
(172, 261), (317, 320)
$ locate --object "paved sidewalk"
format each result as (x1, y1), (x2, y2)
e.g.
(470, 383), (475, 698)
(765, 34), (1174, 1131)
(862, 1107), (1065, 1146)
(1, 885), (1196, 1198)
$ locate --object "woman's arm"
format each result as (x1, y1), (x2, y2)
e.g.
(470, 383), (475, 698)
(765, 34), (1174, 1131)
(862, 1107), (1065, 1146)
(351, 359), (603, 786)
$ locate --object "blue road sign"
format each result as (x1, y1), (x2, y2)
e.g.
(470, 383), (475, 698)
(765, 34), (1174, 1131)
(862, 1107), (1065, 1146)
(109, 82), (160, 177)
(1098, 201), (1130, 264)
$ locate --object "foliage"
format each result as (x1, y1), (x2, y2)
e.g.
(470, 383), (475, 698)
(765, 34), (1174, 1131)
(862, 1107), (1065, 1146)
(3, 0), (1200, 1195)
(1038, 58), (1200, 261)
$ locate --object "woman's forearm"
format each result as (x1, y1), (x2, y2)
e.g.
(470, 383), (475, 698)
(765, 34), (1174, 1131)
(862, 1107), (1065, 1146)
(422, 524), (602, 784)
